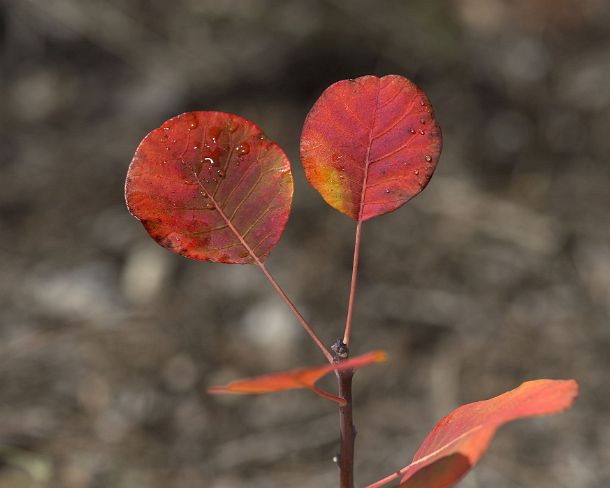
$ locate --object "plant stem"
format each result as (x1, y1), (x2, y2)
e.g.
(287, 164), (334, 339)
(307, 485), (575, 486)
(258, 263), (334, 364)
(343, 220), (363, 346)
(192, 171), (333, 365)
(337, 368), (356, 488)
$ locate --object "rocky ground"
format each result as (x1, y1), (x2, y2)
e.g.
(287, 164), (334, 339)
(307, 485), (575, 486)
(1, 1), (609, 487)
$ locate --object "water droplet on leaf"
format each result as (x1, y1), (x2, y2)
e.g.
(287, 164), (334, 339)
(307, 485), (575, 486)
(425, 155), (432, 162)
(185, 113), (199, 130)
(409, 128), (416, 134)
(227, 119), (238, 133)
(209, 126), (221, 143)
(236, 142), (250, 156)
(418, 129), (425, 135)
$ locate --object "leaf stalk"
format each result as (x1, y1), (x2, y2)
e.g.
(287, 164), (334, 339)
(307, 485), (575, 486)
(343, 220), (363, 346)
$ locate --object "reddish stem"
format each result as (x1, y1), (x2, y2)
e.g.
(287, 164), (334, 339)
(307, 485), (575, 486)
(192, 171), (333, 365)
(337, 368), (356, 488)
(258, 263), (334, 364)
(343, 220), (363, 346)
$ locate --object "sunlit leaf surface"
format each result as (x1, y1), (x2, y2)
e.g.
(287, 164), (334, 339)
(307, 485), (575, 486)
(126, 111), (293, 263)
(301, 75), (441, 221)
(395, 379), (578, 488)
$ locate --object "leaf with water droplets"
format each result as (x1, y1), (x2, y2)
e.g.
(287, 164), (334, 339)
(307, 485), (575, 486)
(208, 350), (387, 405)
(300, 75), (442, 221)
(366, 379), (578, 488)
(125, 112), (293, 264)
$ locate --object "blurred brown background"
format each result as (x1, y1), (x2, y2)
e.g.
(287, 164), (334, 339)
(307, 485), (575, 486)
(1, 0), (609, 487)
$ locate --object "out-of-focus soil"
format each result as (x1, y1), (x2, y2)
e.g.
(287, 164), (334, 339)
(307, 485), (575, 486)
(1, 1), (609, 487)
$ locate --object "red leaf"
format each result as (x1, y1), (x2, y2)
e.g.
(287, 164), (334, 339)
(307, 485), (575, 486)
(300, 75), (442, 221)
(367, 379), (578, 488)
(208, 350), (387, 405)
(125, 112), (293, 264)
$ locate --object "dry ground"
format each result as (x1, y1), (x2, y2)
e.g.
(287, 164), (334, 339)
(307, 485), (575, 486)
(1, 1), (609, 487)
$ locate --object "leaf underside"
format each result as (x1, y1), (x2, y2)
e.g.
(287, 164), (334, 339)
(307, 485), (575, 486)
(126, 111), (293, 264)
(392, 379), (579, 488)
(208, 350), (387, 405)
(300, 75), (442, 221)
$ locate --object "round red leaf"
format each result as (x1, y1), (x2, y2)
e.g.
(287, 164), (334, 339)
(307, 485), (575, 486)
(126, 112), (293, 264)
(301, 75), (442, 221)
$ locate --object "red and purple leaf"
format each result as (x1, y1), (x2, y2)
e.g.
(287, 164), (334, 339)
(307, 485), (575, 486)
(126, 111), (293, 264)
(300, 75), (441, 221)
(208, 350), (387, 406)
(367, 379), (578, 488)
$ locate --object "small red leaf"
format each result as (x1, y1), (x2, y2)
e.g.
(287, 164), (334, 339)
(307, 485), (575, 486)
(208, 350), (387, 405)
(126, 112), (293, 264)
(367, 379), (578, 488)
(300, 75), (441, 221)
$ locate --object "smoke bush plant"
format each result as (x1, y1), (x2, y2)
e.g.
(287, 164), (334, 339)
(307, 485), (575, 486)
(125, 75), (578, 488)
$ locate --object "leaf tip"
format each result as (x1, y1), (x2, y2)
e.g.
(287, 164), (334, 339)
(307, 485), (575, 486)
(522, 378), (580, 411)
(373, 350), (388, 363)
(552, 378), (580, 409)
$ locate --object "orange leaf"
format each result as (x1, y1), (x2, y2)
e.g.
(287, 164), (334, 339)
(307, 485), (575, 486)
(366, 379), (578, 488)
(208, 350), (387, 405)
